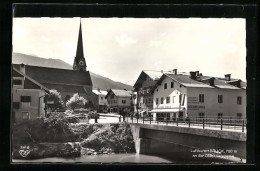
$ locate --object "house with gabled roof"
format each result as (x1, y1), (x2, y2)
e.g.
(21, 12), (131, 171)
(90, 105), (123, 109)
(150, 69), (246, 121)
(133, 70), (163, 116)
(105, 89), (134, 114)
(92, 89), (108, 113)
(12, 66), (49, 124)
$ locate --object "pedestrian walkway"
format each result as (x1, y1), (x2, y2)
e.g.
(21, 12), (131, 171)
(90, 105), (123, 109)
(125, 117), (247, 133)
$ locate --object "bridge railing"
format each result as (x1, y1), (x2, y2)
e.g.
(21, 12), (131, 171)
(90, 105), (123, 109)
(125, 115), (246, 133)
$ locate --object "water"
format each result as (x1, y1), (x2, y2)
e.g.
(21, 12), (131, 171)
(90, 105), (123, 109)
(13, 152), (245, 164)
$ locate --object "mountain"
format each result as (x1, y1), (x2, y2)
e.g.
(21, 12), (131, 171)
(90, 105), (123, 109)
(12, 52), (133, 91)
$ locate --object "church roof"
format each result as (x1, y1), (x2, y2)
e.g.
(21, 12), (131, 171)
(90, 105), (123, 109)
(42, 83), (86, 93)
(74, 20), (86, 65)
(13, 64), (92, 86)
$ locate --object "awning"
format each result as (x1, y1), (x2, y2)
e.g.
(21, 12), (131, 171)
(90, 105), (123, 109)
(150, 108), (185, 113)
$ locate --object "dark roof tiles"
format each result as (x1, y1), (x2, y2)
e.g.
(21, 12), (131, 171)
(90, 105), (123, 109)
(13, 64), (92, 86)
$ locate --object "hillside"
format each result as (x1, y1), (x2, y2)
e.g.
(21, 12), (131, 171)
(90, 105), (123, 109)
(12, 52), (133, 91)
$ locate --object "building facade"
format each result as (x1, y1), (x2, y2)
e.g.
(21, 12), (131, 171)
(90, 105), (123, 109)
(12, 67), (49, 124)
(151, 70), (246, 121)
(105, 89), (134, 114)
(92, 89), (108, 113)
(133, 70), (162, 117)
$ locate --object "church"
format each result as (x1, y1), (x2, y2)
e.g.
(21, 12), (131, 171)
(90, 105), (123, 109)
(12, 20), (94, 104)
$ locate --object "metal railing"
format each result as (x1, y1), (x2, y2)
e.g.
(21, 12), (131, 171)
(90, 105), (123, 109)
(125, 115), (246, 132)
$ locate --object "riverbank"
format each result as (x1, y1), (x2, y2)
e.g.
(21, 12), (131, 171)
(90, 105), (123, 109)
(12, 114), (135, 159)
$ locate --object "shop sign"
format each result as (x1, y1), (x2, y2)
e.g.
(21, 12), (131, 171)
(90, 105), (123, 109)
(188, 97), (198, 103)
(188, 105), (205, 110)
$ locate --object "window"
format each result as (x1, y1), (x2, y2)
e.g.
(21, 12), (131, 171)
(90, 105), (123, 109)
(156, 98), (159, 105)
(101, 97), (103, 100)
(21, 96), (31, 102)
(161, 97), (164, 104)
(218, 113), (223, 119)
(199, 94), (204, 103)
(149, 98), (152, 103)
(166, 97), (170, 104)
(199, 112), (204, 118)
(171, 82), (174, 88)
(237, 96), (242, 104)
(164, 83), (167, 89)
(157, 89), (158, 92)
(172, 96), (175, 103)
(218, 95), (223, 103)
(237, 113), (242, 119)
(122, 100), (126, 104)
(13, 79), (22, 85)
(22, 112), (30, 120)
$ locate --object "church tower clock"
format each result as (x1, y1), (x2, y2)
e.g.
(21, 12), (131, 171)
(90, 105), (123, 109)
(73, 20), (87, 71)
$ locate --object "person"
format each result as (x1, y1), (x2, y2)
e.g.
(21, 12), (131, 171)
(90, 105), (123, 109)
(185, 113), (189, 124)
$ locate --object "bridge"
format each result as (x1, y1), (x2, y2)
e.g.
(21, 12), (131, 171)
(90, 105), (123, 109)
(127, 116), (246, 159)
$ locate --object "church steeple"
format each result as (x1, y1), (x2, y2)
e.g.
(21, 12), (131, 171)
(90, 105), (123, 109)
(73, 19), (87, 71)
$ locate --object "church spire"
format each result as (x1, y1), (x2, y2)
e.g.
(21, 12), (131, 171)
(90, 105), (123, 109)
(73, 18), (87, 71)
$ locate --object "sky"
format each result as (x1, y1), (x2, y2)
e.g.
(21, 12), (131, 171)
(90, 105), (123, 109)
(12, 17), (246, 85)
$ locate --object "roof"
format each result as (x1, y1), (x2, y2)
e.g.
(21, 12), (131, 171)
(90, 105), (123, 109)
(74, 20), (86, 65)
(13, 64), (92, 86)
(92, 90), (108, 96)
(42, 83), (86, 93)
(143, 71), (163, 80)
(151, 73), (246, 92)
(166, 74), (213, 88)
(12, 67), (49, 93)
(105, 89), (133, 98)
(133, 70), (162, 89)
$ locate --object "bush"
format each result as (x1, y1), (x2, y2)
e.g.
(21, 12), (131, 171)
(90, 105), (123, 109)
(81, 123), (135, 153)
(12, 113), (78, 144)
(66, 93), (87, 110)
(45, 89), (64, 111)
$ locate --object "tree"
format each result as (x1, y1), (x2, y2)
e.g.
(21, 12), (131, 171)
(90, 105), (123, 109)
(66, 93), (87, 110)
(45, 89), (64, 111)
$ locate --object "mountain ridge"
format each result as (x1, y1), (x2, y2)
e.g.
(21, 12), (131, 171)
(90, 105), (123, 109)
(12, 52), (133, 91)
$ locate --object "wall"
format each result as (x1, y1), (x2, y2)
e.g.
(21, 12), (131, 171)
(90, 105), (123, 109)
(187, 87), (246, 118)
(98, 94), (108, 106)
(13, 89), (45, 123)
(137, 76), (156, 110)
(153, 76), (188, 119)
(129, 123), (246, 158)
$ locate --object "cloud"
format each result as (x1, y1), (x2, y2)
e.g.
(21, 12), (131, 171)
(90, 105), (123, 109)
(41, 35), (50, 42)
(149, 40), (162, 47)
(59, 41), (74, 50)
(115, 34), (137, 47)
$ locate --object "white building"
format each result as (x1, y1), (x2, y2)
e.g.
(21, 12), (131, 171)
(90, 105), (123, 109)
(151, 70), (246, 121)
(92, 89), (108, 113)
(105, 89), (134, 114)
(12, 66), (49, 124)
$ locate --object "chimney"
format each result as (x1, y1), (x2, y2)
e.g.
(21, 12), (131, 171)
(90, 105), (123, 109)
(209, 78), (215, 86)
(190, 71), (197, 79)
(20, 63), (25, 74)
(225, 74), (231, 81)
(161, 70), (163, 73)
(172, 69), (177, 75)
(199, 73), (203, 76)
(196, 71), (200, 76)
